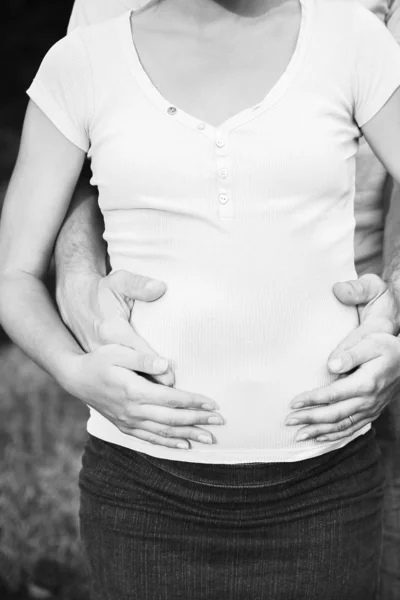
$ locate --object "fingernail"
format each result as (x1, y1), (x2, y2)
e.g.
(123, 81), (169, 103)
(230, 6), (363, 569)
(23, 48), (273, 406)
(208, 416), (224, 425)
(296, 433), (310, 441)
(202, 403), (219, 411)
(177, 442), (189, 449)
(159, 373), (175, 387)
(291, 402), (304, 409)
(154, 358), (169, 371)
(198, 435), (213, 444)
(145, 280), (164, 292)
(329, 358), (343, 372)
(286, 419), (299, 426)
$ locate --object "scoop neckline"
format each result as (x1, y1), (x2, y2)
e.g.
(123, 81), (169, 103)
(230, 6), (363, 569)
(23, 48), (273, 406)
(121, 0), (314, 136)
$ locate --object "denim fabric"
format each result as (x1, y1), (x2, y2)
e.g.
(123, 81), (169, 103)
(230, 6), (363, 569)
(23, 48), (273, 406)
(375, 399), (400, 600)
(78, 429), (384, 600)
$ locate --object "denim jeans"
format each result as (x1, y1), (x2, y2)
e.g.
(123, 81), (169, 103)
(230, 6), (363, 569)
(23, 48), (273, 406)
(78, 428), (384, 600)
(375, 399), (400, 600)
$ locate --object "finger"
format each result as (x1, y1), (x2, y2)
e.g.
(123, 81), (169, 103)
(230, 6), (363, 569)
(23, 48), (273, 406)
(135, 404), (226, 427)
(108, 344), (174, 381)
(130, 421), (217, 446)
(328, 321), (396, 370)
(105, 270), (167, 302)
(286, 397), (368, 427)
(121, 320), (176, 386)
(97, 317), (152, 352)
(98, 319), (175, 385)
(293, 411), (367, 441)
(289, 367), (376, 409)
(297, 417), (373, 443)
(327, 323), (370, 362)
(118, 426), (192, 450)
(121, 371), (221, 412)
(332, 274), (386, 307)
(328, 336), (383, 375)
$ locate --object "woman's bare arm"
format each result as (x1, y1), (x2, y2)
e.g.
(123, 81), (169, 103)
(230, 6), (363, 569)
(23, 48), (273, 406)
(0, 100), (86, 380)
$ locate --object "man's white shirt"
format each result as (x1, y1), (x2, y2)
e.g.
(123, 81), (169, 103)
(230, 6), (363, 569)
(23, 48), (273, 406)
(68, 0), (150, 33)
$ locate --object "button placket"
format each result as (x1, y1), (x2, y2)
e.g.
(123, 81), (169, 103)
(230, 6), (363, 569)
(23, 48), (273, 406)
(214, 131), (234, 218)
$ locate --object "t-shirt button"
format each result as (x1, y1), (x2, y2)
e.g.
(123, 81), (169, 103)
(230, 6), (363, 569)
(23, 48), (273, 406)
(219, 194), (229, 204)
(167, 106), (177, 115)
(216, 139), (225, 148)
(220, 168), (228, 178)
(197, 122), (205, 130)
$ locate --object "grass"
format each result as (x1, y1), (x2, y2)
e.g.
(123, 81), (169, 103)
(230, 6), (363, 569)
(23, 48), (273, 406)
(0, 343), (90, 599)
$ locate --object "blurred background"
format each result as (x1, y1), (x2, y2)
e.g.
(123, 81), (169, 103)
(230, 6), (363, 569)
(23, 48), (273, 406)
(1, 2), (90, 599)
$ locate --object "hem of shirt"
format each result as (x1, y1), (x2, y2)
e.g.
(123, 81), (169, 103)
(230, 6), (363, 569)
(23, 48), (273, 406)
(86, 417), (371, 464)
(26, 80), (89, 152)
(356, 79), (400, 129)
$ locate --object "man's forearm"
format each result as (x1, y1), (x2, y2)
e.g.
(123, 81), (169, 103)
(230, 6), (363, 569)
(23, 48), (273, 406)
(54, 181), (109, 332)
(54, 183), (108, 279)
(382, 1), (400, 318)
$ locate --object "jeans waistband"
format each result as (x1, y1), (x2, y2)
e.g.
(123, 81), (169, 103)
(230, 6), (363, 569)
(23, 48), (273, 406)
(133, 429), (376, 488)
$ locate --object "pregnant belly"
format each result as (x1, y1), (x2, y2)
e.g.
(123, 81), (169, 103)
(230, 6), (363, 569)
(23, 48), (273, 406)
(129, 272), (360, 452)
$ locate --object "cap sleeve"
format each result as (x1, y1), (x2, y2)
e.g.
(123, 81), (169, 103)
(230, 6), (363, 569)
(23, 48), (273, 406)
(26, 31), (93, 152)
(353, 2), (400, 129)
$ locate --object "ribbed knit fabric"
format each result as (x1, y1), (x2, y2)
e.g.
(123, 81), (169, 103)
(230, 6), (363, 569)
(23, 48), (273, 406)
(67, 0), (400, 278)
(27, 0), (400, 463)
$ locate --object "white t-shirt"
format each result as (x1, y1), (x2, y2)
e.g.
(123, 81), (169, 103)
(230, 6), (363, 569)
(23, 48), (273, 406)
(67, 0), (400, 278)
(27, 0), (400, 463)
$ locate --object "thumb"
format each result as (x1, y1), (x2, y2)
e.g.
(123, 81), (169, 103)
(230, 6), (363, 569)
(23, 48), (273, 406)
(96, 316), (175, 386)
(103, 270), (167, 302)
(327, 321), (372, 370)
(328, 335), (382, 374)
(332, 274), (386, 307)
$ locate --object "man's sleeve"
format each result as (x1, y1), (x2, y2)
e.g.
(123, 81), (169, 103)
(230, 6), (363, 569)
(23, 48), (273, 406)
(67, 0), (146, 34)
(386, 0), (400, 43)
(67, 0), (91, 34)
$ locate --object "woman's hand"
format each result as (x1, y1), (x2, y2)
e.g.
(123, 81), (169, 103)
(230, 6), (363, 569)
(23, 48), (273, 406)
(63, 344), (225, 450)
(285, 274), (400, 442)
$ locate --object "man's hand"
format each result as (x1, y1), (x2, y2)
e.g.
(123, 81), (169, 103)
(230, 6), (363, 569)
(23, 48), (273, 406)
(285, 274), (400, 442)
(333, 273), (399, 336)
(56, 269), (175, 386)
